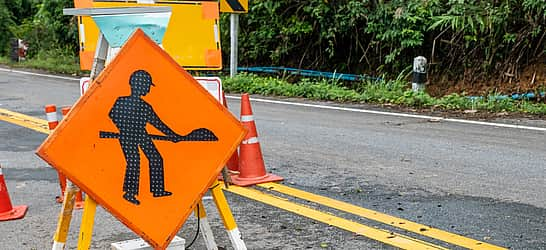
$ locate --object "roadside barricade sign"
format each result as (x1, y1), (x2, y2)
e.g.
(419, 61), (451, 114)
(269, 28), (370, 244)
(195, 77), (223, 105)
(80, 77), (90, 96)
(36, 29), (246, 249)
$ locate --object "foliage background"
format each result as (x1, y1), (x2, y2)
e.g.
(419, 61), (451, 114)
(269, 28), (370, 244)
(0, 0), (77, 61)
(221, 0), (546, 95)
(1, 0), (545, 95)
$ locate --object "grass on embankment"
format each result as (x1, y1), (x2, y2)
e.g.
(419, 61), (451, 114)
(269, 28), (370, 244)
(2, 55), (545, 115)
(0, 50), (86, 75)
(223, 73), (546, 115)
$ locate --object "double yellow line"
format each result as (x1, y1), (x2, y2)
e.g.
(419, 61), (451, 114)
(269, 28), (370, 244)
(224, 183), (446, 249)
(0, 108), (50, 134)
(224, 182), (505, 249)
(0, 108), (506, 249)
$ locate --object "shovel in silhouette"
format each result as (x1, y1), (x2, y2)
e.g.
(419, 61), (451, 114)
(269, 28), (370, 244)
(99, 128), (218, 142)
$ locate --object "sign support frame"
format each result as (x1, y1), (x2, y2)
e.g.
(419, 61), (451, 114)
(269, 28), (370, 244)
(51, 7), (247, 250)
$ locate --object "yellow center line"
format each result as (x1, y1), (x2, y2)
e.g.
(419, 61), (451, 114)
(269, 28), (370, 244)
(0, 108), (50, 134)
(223, 184), (448, 250)
(257, 182), (506, 250)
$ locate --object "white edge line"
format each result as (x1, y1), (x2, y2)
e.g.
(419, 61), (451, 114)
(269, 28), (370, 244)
(0, 67), (80, 81)
(1, 69), (544, 132)
(226, 95), (546, 132)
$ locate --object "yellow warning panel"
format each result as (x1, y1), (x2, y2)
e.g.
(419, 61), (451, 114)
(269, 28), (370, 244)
(77, 16), (100, 70)
(76, 1), (222, 70)
(220, 0), (248, 13)
(73, 0), (97, 70)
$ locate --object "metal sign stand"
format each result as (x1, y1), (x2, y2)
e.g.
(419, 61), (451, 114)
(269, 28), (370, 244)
(51, 7), (247, 250)
(230, 13), (239, 78)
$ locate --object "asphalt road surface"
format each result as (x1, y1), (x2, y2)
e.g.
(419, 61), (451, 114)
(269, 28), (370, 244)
(0, 68), (545, 249)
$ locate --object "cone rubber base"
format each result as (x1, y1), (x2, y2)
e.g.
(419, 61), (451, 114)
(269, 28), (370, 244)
(0, 205), (28, 221)
(230, 173), (283, 187)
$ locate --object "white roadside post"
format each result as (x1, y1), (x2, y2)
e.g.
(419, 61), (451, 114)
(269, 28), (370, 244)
(412, 56), (427, 92)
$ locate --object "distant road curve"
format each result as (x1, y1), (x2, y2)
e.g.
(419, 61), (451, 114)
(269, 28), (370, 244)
(2, 66), (545, 132)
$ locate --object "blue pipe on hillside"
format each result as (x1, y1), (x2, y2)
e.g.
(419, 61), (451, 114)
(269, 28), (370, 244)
(469, 92), (545, 101)
(238, 66), (382, 82)
(237, 66), (545, 101)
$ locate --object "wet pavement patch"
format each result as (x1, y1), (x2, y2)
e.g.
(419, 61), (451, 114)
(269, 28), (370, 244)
(3, 167), (59, 182)
(0, 122), (45, 152)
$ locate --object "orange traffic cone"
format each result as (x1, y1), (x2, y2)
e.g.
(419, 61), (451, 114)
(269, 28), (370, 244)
(0, 165), (28, 221)
(222, 92), (239, 172)
(231, 93), (283, 186)
(45, 104), (67, 203)
(61, 107), (85, 210)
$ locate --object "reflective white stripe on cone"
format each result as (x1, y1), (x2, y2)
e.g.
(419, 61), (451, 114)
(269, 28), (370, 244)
(242, 137), (259, 144)
(240, 115), (254, 122)
(46, 112), (58, 123)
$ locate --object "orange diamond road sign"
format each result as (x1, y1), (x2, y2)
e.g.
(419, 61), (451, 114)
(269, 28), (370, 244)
(36, 29), (246, 249)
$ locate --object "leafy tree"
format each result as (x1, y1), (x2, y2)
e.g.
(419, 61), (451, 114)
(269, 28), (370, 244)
(6, 0), (36, 24)
(1, 0), (76, 58)
(0, 0), (15, 54)
(34, 0), (76, 47)
(225, 0), (546, 93)
(26, 0), (76, 57)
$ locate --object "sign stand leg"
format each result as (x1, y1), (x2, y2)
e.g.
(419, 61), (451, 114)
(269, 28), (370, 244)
(50, 31), (110, 250)
(77, 197), (98, 250)
(53, 181), (245, 249)
(52, 182), (79, 250)
(196, 200), (219, 250)
(73, 33), (109, 249)
(90, 33), (109, 80)
(210, 180), (247, 250)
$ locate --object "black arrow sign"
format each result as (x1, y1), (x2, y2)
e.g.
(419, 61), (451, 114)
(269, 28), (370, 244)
(226, 0), (245, 11)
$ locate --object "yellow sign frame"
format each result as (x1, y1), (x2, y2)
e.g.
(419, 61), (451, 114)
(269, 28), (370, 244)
(74, 0), (222, 70)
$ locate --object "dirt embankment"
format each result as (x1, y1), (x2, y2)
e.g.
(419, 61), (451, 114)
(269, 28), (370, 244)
(428, 60), (546, 98)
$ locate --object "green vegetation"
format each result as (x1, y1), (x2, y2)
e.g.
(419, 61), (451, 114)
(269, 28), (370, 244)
(223, 73), (546, 115)
(3, 0), (544, 87)
(0, 0), (82, 74)
(1, 0), (545, 115)
(0, 0), (76, 61)
(0, 49), (82, 74)
(222, 0), (546, 88)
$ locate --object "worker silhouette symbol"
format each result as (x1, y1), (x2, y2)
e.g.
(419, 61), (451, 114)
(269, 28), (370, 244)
(99, 70), (218, 205)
